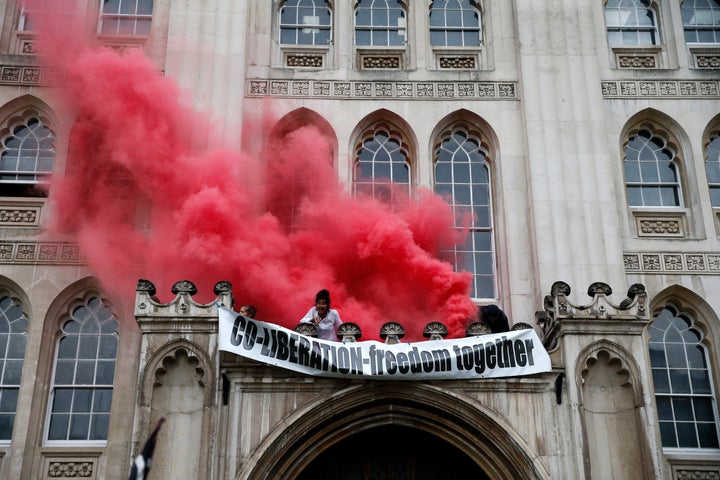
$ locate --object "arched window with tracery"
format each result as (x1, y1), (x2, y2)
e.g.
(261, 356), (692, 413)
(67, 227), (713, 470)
(705, 131), (720, 207)
(0, 296), (28, 443)
(98, 0), (153, 36)
(354, 127), (410, 207)
(429, 0), (482, 47)
(354, 0), (407, 46)
(434, 128), (494, 299)
(682, 0), (720, 44)
(0, 115), (55, 197)
(623, 127), (682, 207)
(649, 305), (720, 449)
(605, 0), (659, 45)
(45, 297), (118, 444)
(279, 0), (332, 45)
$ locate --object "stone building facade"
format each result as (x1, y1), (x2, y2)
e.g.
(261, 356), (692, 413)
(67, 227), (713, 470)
(0, 0), (718, 478)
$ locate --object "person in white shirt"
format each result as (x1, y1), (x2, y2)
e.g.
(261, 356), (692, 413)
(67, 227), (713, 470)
(300, 289), (343, 341)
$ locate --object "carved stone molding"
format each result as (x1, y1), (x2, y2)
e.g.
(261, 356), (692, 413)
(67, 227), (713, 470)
(0, 206), (39, 225)
(0, 241), (83, 264)
(286, 54), (323, 68)
(695, 55), (720, 69)
(601, 79), (720, 98)
(248, 79), (518, 100)
(47, 461), (94, 478)
(675, 469), (720, 480)
(438, 55), (476, 69)
(360, 54), (401, 69)
(0, 64), (49, 86)
(633, 211), (686, 238)
(617, 54), (656, 68)
(624, 252), (720, 274)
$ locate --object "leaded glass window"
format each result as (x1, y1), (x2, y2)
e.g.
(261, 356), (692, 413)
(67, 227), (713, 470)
(355, 0), (407, 46)
(354, 129), (410, 206)
(706, 133), (720, 207)
(0, 297), (28, 442)
(434, 130), (494, 299)
(605, 0), (659, 45)
(623, 128), (682, 207)
(682, 0), (720, 44)
(46, 297), (118, 443)
(0, 117), (54, 185)
(98, 0), (153, 36)
(649, 306), (720, 449)
(429, 0), (482, 47)
(279, 0), (332, 45)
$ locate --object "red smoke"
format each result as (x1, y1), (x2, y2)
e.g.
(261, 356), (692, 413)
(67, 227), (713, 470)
(33, 1), (477, 340)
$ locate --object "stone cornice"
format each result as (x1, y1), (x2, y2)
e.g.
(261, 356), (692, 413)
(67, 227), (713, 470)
(624, 252), (720, 274)
(601, 79), (720, 98)
(247, 79), (518, 100)
(0, 240), (84, 265)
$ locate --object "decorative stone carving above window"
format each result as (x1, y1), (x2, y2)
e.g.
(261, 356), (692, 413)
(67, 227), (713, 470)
(286, 53), (324, 68)
(612, 46), (662, 69)
(360, 54), (402, 69)
(438, 55), (477, 69)
(623, 252), (720, 274)
(0, 199), (43, 227)
(632, 210), (687, 238)
(689, 47), (720, 69)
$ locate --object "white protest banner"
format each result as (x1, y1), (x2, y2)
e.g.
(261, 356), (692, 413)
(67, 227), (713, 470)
(218, 306), (552, 380)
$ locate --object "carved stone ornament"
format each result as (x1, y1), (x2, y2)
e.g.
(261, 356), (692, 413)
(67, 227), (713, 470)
(171, 280), (198, 295)
(423, 321), (448, 340)
(213, 280), (232, 295)
(47, 461), (94, 477)
(380, 322), (405, 343)
(136, 278), (157, 296)
(337, 322), (362, 342)
(465, 321), (491, 336)
(587, 282), (612, 297)
(511, 322), (532, 330)
(295, 322), (318, 337)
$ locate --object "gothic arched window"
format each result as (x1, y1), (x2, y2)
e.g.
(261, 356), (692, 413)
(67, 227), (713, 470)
(705, 132), (720, 207)
(623, 128), (681, 207)
(0, 296), (28, 442)
(354, 0), (407, 46)
(434, 129), (494, 299)
(429, 0), (482, 47)
(45, 297), (118, 443)
(605, 0), (659, 46)
(279, 0), (332, 45)
(354, 128), (410, 207)
(682, 0), (720, 44)
(649, 306), (719, 449)
(0, 116), (55, 196)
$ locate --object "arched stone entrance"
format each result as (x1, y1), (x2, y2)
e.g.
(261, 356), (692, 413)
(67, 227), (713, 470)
(297, 425), (490, 479)
(235, 384), (549, 480)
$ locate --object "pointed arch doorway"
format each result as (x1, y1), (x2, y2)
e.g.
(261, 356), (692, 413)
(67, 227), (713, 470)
(297, 424), (490, 480)
(235, 384), (549, 480)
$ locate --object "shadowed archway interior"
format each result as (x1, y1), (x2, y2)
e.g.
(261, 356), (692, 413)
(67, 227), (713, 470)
(297, 424), (490, 480)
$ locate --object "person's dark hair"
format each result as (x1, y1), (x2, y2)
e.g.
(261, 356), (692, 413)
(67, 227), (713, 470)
(315, 289), (331, 306)
(480, 304), (509, 333)
(241, 304), (257, 318)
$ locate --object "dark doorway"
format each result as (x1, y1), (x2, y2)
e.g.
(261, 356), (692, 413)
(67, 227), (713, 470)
(297, 425), (490, 480)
